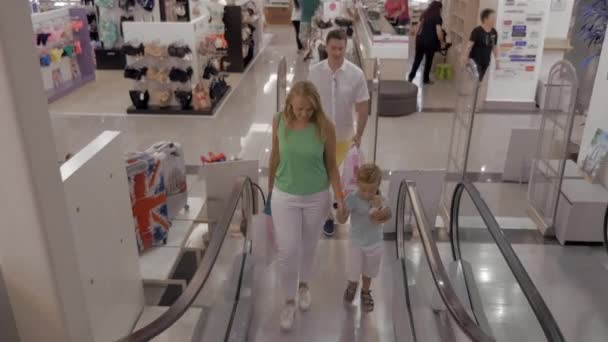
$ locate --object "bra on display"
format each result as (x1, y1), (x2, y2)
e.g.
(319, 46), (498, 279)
(39, 53), (52, 67)
(137, 0), (155, 12)
(203, 60), (219, 79)
(193, 82), (211, 110)
(124, 66), (148, 80)
(129, 90), (150, 109)
(50, 48), (64, 62)
(123, 43), (145, 56)
(74, 40), (83, 54)
(152, 89), (172, 107)
(145, 42), (167, 57)
(147, 67), (169, 83)
(175, 90), (193, 110)
(168, 43), (192, 58)
(37, 33), (51, 46)
(71, 20), (84, 32)
(169, 67), (193, 83)
(62, 44), (75, 58)
(119, 0), (136, 11)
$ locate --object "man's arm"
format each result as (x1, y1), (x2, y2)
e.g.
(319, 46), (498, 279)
(493, 46), (500, 69)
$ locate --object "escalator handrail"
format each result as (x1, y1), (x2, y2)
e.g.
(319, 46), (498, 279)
(117, 177), (256, 342)
(396, 180), (495, 342)
(450, 181), (565, 342)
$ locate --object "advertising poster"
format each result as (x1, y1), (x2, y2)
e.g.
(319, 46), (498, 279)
(495, 0), (547, 80)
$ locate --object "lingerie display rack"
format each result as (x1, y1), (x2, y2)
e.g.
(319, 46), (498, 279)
(32, 7), (96, 102)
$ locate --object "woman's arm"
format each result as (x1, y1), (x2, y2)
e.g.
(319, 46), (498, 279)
(324, 124), (345, 207)
(268, 116), (280, 194)
(336, 206), (350, 224)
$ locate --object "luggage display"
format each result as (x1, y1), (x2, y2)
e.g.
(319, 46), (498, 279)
(146, 142), (188, 219)
(126, 151), (171, 253)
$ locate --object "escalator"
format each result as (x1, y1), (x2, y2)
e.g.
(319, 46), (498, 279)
(118, 178), (565, 342)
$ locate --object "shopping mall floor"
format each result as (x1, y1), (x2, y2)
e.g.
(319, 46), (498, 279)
(49, 26), (608, 341)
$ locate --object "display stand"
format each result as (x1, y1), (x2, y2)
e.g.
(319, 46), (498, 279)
(95, 0), (190, 69)
(32, 7), (96, 103)
(224, 3), (263, 72)
(123, 16), (231, 115)
(527, 60), (578, 236)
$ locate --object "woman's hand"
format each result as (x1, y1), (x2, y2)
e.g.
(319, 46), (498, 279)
(336, 199), (348, 224)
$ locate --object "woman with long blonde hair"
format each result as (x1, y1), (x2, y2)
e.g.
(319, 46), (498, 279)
(268, 81), (345, 330)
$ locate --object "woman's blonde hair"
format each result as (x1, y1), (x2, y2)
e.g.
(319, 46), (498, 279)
(357, 164), (382, 185)
(283, 81), (332, 142)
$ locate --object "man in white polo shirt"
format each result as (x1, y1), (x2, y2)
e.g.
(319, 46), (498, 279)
(308, 28), (370, 237)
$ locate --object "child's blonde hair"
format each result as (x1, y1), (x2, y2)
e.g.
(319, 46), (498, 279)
(357, 164), (382, 185)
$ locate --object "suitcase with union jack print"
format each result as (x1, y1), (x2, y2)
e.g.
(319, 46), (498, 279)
(126, 152), (171, 253)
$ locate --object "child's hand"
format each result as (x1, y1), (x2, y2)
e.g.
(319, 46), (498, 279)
(370, 207), (391, 224)
(370, 195), (383, 208)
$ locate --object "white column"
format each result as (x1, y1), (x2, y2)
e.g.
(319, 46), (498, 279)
(0, 1), (93, 341)
(578, 35), (608, 185)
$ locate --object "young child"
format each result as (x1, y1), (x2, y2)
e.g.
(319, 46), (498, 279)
(337, 163), (392, 312)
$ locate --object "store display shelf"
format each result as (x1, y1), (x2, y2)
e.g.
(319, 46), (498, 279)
(127, 86), (231, 116)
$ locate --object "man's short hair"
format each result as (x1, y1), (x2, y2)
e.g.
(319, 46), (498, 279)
(326, 29), (347, 44)
(480, 8), (495, 22)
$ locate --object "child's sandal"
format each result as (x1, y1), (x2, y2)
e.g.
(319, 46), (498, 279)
(344, 283), (357, 303)
(361, 290), (374, 312)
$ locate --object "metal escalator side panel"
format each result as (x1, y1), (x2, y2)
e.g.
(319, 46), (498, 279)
(396, 180), (494, 342)
(391, 259), (417, 342)
(458, 261), (493, 338)
(119, 178), (256, 342)
(190, 253), (253, 342)
(225, 255), (255, 342)
(450, 182), (566, 342)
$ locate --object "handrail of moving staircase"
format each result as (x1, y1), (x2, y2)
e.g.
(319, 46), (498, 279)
(117, 177), (256, 342)
(396, 180), (495, 342)
(450, 181), (565, 342)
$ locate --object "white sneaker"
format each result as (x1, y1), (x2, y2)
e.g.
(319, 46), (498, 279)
(298, 286), (311, 311)
(280, 303), (296, 331)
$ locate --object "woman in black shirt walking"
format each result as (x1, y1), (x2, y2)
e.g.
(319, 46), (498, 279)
(407, 1), (445, 84)
(462, 9), (499, 81)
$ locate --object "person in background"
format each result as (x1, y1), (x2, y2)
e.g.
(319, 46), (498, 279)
(269, 81), (345, 331)
(291, 0), (303, 51)
(308, 29), (370, 237)
(300, 0), (321, 60)
(462, 8), (499, 81)
(407, 0), (445, 84)
(384, 0), (410, 26)
(337, 164), (392, 313)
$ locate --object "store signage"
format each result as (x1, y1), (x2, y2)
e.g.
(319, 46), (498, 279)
(493, 0), (548, 81)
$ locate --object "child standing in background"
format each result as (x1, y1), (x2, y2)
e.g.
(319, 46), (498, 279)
(337, 164), (392, 312)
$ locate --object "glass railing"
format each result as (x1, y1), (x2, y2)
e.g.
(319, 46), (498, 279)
(117, 177), (256, 342)
(450, 182), (565, 342)
(395, 180), (495, 341)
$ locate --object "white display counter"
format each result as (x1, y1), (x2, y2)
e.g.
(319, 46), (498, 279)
(354, 5), (409, 59)
(555, 179), (608, 244)
(352, 2), (409, 79)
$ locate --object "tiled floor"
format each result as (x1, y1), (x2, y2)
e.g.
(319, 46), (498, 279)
(45, 25), (608, 341)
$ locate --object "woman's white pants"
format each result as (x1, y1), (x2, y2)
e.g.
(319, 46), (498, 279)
(271, 188), (331, 299)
